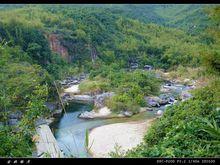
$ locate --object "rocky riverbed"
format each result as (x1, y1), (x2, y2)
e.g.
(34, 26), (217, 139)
(76, 80), (194, 120)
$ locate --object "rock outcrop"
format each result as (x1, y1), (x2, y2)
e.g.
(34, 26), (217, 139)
(78, 107), (112, 119)
(48, 34), (70, 62)
(7, 110), (23, 126)
(94, 92), (115, 109)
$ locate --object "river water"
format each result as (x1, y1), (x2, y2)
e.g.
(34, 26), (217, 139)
(51, 83), (190, 158)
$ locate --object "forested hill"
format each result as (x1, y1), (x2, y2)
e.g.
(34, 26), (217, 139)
(85, 4), (213, 34)
(0, 4), (215, 75)
(0, 4), (214, 34)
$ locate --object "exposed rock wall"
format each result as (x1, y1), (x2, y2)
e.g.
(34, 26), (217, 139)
(48, 34), (70, 62)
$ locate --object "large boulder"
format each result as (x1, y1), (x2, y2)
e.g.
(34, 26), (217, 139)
(45, 102), (57, 112)
(143, 65), (153, 71)
(94, 92), (115, 109)
(159, 94), (177, 105)
(181, 91), (192, 101)
(8, 119), (18, 126)
(123, 111), (133, 117)
(8, 111), (23, 119)
(145, 96), (161, 107)
(156, 110), (163, 116)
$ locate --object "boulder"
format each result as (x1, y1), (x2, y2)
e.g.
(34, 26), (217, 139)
(159, 94), (177, 105)
(8, 111), (23, 119)
(45, 102), (57, 112)
(79, 74), (86, 80)
(160, 86), (172, 93)
(143, 65), (153, 71)
(123, 111), (133, 117)
(8, 119), (18, 126)
(52, 109), (63, 118)
(156, 110), (163, 116)
(94, 92), (115, 108)
(145, 96), (161, 107)
(169, 96), (175, 102)
(181, 91), (192, 101)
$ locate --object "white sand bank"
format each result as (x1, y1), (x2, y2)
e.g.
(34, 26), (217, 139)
(88, 118), (155, 158)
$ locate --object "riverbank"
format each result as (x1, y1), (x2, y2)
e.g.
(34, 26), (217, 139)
(88, 118), (156, 158)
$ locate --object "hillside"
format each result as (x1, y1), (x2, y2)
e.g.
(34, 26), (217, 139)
(0, 5), (208, 70)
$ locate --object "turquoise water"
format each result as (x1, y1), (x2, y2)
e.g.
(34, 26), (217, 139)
(51, 102), (156, 158)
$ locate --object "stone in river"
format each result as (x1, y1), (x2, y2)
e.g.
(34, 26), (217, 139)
(94, 92), (115, 108)
(123, 111), (133, 117)
(145, 96), (161, 107)
(156, 110), (163, 116)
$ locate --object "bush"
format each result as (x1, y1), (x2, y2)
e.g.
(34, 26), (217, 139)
(79, 79), (110, 95)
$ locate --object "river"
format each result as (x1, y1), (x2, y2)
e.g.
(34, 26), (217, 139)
(51, 83), (191, 158)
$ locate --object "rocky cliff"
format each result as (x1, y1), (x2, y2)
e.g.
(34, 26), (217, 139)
(48, 34), (70, 62)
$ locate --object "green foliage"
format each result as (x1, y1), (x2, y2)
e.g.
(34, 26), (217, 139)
(200, 118), (220, 142)
(0, 125), (33, 157)
(79, 78), (110, 95)
(0, 4), (207, 70)
(0, 85), (49, 157)
(84, 65), (161, 113)
(126, 78), (220, 157)
(0, 45), (50, 157)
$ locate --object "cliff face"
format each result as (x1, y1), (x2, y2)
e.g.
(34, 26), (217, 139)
(48, 34), (70, 62)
